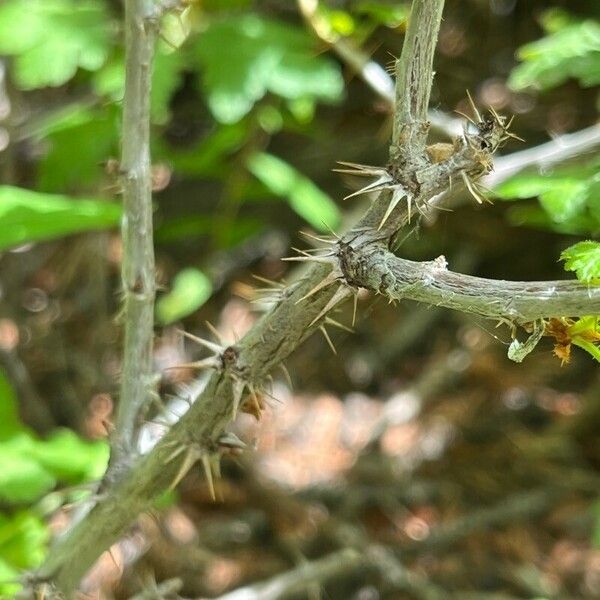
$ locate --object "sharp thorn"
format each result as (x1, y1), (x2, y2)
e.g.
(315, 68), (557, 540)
(296, 271), (339, 304)
(300, 231), (336, 244)
(378, 187), (407, 230)
(211, 454), (223, 501)
(343, 176), (393, 200)
(218, 432), (247, 450)
(169, 446), (199, 491)
(461, 171), (484, 204)
(201, 453), (216, 501)
(282, 255), (336, 265)
(205, 321), (225, 344)
(325, 317), (354, 333)
(321, 221), (341, 240)
(251, 274), (284, 288)
(319, 325), (337, 355)
(178, 330), (223, 355)
(466, 89), (482, 123)
(279, 363), (293, 389)
(454, 109), (478, 127)
(309, 285), (352, 326)
(165, 357), (220, 371)
(231, 379), (244, 419)
(164, 443), (186, 464)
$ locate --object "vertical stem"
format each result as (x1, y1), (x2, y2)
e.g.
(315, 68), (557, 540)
(391, 0), (445, 160)
(113, 0), (157, 465)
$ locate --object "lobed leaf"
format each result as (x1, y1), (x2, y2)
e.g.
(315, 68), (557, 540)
(0, 0), (112, 89)
(560, 240), (600, 284)
(0, 186), (121, 251)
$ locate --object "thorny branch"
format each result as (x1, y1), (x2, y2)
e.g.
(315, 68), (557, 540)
(112, 0), (158, 470)
(30, 0), (599, 595)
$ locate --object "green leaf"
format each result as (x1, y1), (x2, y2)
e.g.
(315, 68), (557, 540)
(0, 511), (48, 569)
(0, 435), (55, 504)
(156, 268), (213, 324)
(506, 205), (600, 236)
(0, 370), (25, 441)
(28, 430), (109, 483)
(0, 0), (112, 89)
(355, 2), (410, 27)
(35, 105), (119, 192)
(495, 171), (595, 227)
(0, 186), (121, 251)
(508, 17), (600, 91)
(537, 180), (590, 223)
(0, 557), (20, 596)
(247, 152), (341, 231)
(495, 175), (561, 200)
(560, 240), (600, 283)
(193, 14), (343, 123)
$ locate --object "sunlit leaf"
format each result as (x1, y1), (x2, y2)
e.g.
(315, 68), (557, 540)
(495, 170), (599, 230)
(28, 430), (109, 483)
(0, 511), (48, 568)
(560, 240), (600, 283)
(247, 152), (341, 231)
(156, 268), (213, 324)
(0, 435), (55, 504)
(509, 16), (600, 91)
(355, 1), (410, 28)
(0, 557), (20, 596)
(0, 186), (121, 251)
(193, 14), (343, 123)
(0, 0), (112, 89)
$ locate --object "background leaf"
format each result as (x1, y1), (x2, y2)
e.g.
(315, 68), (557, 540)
(193, 14), (343, 123)
(247, 152), (341, 231)
(560, 240), (600, 283)
(0, 186), (121, 250)
(509, 14), (600, 91)
(156, 268), (213, 324)
(0, 0), (112, 89)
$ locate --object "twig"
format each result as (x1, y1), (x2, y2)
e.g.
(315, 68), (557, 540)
(214, 549), (362, 600)
(488, 123), (600, 187)
(33, 1), (448, 591)
(297, 0), (463, 139)
(405, 487), (562, 554)
(128, 577), (182, 600)
(392, 0), (445, 158)
(112, 0), (158, 469)
(338, 246), (600, 324)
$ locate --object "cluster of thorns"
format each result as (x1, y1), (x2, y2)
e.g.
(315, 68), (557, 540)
(164, 94), (524, 499)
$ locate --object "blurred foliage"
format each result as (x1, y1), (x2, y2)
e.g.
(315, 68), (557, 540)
(509, 9), (600, 93)
(502, 7), (600, 309)
(495, 157), (600, 236)
(501, 8), (600, 365)
(0, 0), (111, 90)
(247, 152), (341, 231)
(156, 267), (213, 324)
(193, 14), (344, 123)
(0, 186), (121, 250)
(0, 370), (108, 595)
